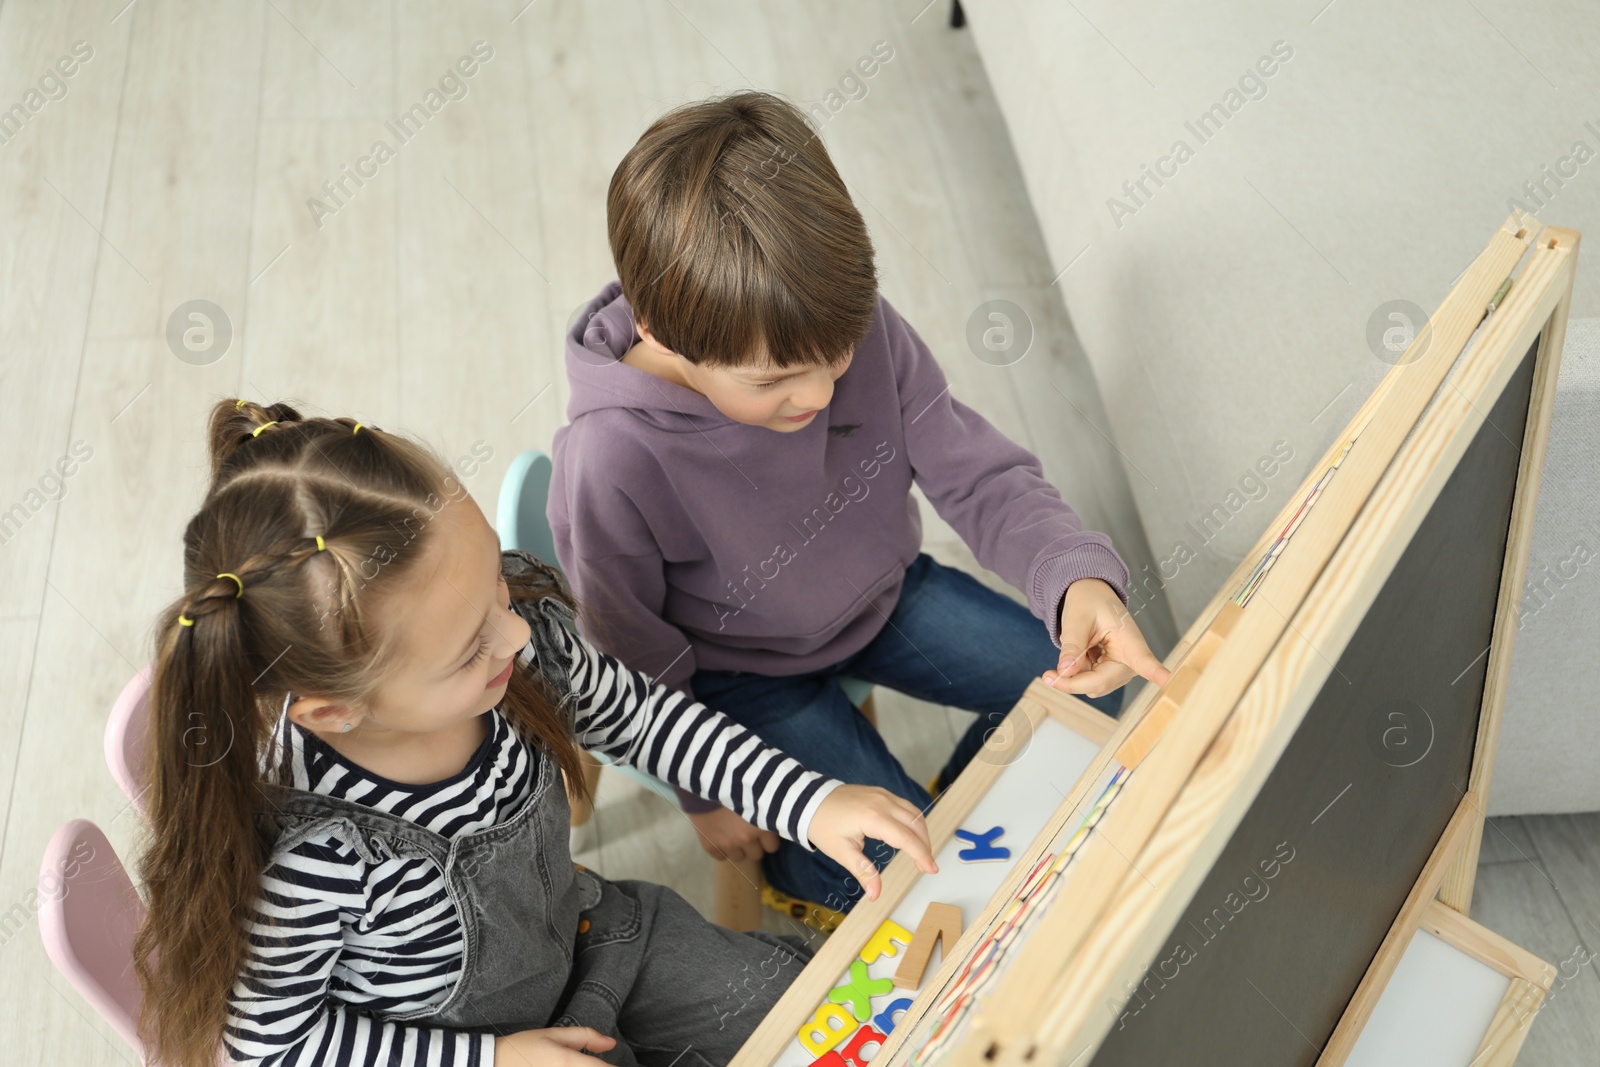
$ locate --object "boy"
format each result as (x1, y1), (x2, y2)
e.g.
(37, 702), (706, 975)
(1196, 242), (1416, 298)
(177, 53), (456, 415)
(550, 91), (1168, 926)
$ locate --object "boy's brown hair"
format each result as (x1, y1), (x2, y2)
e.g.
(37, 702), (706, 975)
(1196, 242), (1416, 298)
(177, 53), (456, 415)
(607, 90), (878, 369)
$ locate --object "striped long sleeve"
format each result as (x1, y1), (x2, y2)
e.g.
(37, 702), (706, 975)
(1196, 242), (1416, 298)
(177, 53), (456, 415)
(527, 613), (844, 849)
(224, 836), (492, 1066)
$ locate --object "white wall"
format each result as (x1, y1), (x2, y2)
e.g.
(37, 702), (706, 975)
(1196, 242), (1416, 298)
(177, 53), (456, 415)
(964, 0), (1600, 812)
(965, 0), (1600, 625)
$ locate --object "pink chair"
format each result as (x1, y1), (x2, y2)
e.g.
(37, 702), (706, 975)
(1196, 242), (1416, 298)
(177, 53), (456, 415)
(36, 667), (157, 1057)
(42, 670), (231, 1062)
(37, 818), (149, 1054)
(104, 666), (153, 815)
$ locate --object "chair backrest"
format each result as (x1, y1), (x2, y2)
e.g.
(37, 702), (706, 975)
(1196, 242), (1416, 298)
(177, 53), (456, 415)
(105, 665), (154, 816)
(496, 450), (559, 568)
(37, 819), (148, 1053)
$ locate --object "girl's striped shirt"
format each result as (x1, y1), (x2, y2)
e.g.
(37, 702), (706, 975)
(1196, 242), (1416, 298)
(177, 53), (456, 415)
(224, 603), (841, 1065)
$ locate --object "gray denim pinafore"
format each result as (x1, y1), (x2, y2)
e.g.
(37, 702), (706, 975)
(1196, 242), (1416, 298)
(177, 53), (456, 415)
(262, 587), (815, 1067)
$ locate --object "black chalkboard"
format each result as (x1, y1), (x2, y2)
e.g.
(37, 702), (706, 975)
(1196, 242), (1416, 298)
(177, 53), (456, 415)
(1090, 337), (1540, 1067)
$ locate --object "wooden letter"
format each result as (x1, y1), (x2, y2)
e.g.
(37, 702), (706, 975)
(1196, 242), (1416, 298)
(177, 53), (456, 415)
(893, 902), (963, 989)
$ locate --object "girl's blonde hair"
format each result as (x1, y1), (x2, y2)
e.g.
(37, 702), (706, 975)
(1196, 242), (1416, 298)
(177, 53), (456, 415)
(132, 398), (591, 1066)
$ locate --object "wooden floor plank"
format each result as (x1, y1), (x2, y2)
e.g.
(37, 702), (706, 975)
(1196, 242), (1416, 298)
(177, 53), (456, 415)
(1525, 813), (1600, 936)
(1479, 814), (1542, 866)
(0, 1), (264, 1061)
(259, 0), (393, 121)
(243, 118), (400, 422)
(0, 0), (133, 880)
(394, 0), (560, 509)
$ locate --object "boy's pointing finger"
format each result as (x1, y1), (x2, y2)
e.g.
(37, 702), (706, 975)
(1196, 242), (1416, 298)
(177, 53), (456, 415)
(1125, 641), (1172, 687)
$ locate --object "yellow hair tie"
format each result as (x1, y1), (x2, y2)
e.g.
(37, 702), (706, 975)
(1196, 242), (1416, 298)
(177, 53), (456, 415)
(352, 422), (364, 435)
(235, 399), (247, 410)
(217, 572), (244, 597)
(315, 535), (326, 552)
(178, 614), (195, 627)
(251, 421), (278, 437)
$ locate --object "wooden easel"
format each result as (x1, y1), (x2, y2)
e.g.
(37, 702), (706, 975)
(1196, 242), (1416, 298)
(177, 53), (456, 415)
(732, 212), (1577, 1067)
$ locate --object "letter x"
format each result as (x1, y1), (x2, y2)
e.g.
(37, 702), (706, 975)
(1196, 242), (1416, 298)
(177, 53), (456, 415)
(828, 960), (893, 1021)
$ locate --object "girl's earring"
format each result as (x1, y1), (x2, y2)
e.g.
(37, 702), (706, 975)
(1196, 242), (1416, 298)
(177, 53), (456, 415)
(341, 722), (355, 733)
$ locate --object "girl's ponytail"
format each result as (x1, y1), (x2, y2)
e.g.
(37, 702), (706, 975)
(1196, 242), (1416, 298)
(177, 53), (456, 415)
(206, 398), (307, 479)
(134, 569), (276, 1066)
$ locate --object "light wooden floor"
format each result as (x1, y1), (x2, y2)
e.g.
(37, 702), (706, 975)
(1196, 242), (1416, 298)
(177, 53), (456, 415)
(0, 2), (1592, 1063)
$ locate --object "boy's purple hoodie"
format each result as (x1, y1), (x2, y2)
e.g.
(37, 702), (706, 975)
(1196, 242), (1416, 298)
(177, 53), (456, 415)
(549, 281), (1128, 807)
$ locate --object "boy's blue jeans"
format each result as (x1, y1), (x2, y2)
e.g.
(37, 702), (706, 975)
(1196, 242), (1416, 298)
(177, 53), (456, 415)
(690, 553), (1124, 913)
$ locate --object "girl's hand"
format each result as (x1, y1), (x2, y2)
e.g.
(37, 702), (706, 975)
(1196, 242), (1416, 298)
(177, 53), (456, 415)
(495, 1027), (615, 1065)
(1046, 578), (1171, 696)
(807, 785), (938, 901)
(687, 805), (781, 863)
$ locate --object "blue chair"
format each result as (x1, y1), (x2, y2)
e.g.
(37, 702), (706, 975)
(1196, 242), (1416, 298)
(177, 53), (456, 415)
(496, 451), (677, 820)
(496, 452), (559, 580)
(497, 450), (875, 930)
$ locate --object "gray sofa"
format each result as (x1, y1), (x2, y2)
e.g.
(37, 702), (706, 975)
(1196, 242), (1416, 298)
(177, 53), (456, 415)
(962, 0), (1600, 814)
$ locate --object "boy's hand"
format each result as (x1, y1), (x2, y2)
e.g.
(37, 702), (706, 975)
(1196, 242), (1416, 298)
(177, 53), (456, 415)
(807, 785), (938, 901)
(1046, 578), (1171, 696)
(687, 806), (780, 863)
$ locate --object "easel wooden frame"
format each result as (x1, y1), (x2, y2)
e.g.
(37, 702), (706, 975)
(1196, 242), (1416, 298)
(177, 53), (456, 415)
(731, 211), (1577, 1067)
(1311, 223), (1576, 1067)
(1310, 795), (1557, 1065)
(1421, 899), (1558, 1066)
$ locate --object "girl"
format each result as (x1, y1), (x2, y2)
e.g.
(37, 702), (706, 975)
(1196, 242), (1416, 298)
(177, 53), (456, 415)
(132, 399), (936, 1067)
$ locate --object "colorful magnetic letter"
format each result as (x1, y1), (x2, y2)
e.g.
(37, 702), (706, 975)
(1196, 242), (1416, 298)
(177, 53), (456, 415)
(839, 1023), (889, 1067)
(806, 1053), (848, 1067)
(954, 825), (1010, 862)
(798, 1003), (858, 1057)
(859, 918), (913, 963)
(873, 996), (914, 1036)
(829, 959), (895, 1021)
